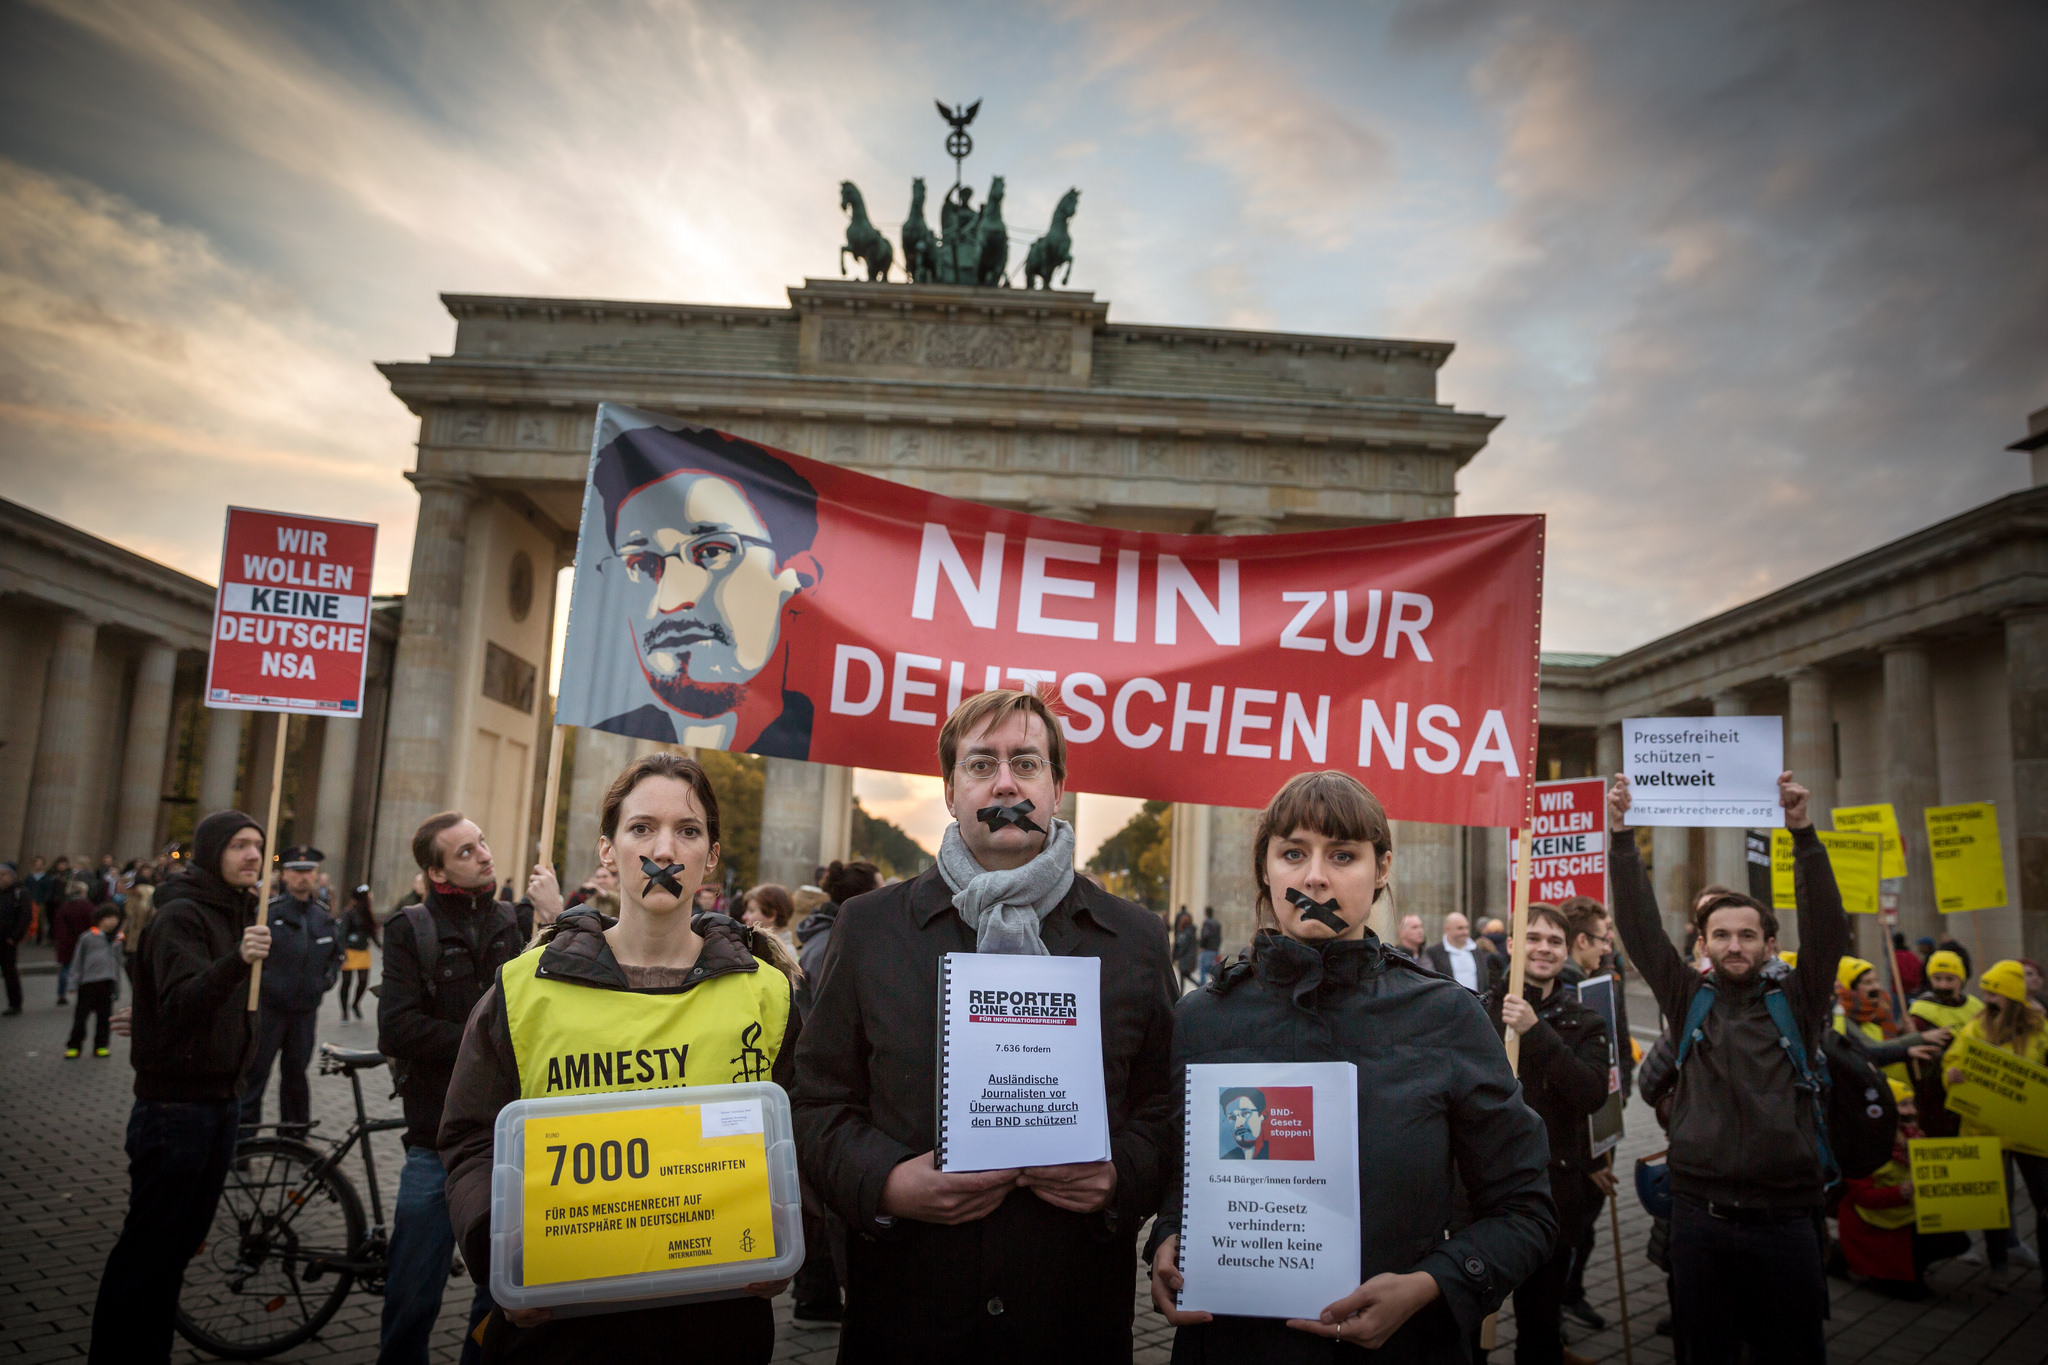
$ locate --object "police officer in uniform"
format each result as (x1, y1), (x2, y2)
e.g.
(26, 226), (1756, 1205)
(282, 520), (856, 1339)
(240, 846), (342, 1138)
(440, 751), (800, 1362)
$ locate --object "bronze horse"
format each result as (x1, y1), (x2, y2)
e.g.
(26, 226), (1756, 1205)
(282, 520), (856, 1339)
(840, 181), (893, 282)
(901, 178), (939, 283)
(1025, 187), (1079, 289)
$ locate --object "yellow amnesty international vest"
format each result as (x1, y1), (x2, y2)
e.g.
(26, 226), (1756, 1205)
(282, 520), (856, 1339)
(1909, 995), (1985, 1032)
(500, 948), (791, 1099)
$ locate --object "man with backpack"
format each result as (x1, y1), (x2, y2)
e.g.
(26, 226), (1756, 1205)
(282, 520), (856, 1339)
(1607, 770), (1847, 1365)
(377, 812), (524, 1365)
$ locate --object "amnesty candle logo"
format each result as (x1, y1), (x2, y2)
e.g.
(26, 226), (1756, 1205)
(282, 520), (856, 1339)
(1219, 1086), (1317, 1161)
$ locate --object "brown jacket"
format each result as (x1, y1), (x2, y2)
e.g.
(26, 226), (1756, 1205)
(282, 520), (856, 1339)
(438, 909), (800, 1358)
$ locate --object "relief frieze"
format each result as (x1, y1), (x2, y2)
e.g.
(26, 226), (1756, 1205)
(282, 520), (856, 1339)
(817, 317), (1072, 373)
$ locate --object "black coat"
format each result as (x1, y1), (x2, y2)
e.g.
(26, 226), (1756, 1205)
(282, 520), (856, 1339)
(1484, 978), (1611, 1216)
(0, 883), (30, 943)
(257, 893), (343, 1014)
(375, 883), (524, 1149)
(792, 865), (1178, 1364)
(1151, 932), (1555, 1365)
(129, 865), (258, 1102)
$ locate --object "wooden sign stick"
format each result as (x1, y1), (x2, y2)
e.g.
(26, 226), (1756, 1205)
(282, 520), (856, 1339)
(537, 724), (566, 874)
(247, 710), (289, 1011)
(1483, 824), (1538, 1350)
(1610, 1176), (1635, 1365)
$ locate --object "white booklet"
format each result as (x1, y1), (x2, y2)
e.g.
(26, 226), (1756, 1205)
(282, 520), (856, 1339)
(1176, 1061), (1361, 1320)
(935, 953), (1111, 1173)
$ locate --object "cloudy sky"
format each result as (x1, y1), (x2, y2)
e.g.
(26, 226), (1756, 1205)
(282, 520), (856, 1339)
(3, 0), (2042, 853)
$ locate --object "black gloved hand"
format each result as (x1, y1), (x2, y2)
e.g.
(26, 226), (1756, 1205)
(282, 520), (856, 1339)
(976, 800), (1046, 834)
(639, 856), (688, 900)
(1285, 887), (1350, 932)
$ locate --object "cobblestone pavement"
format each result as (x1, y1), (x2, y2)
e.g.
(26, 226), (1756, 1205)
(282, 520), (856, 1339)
(3, 957), (2043, 1363)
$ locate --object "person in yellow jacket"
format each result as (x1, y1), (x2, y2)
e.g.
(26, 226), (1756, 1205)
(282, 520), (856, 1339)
(440, 751), (801, 1362)
(1832, 956), (1948, 1086)
(1942, 959), (2048, 1285)
(1910, 950), (1985, 1032)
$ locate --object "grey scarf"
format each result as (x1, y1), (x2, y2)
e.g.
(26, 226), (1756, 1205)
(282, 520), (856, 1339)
(936, 819), (1077, 955)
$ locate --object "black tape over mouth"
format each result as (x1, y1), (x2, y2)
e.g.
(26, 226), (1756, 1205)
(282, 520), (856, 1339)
(976, 800), (1046, 834)
(639, 855), (688, 899)
(1285, 887), (1350, 932)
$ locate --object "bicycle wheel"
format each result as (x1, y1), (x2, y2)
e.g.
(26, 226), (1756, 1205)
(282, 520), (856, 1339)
(175, 1138), (367, 1359)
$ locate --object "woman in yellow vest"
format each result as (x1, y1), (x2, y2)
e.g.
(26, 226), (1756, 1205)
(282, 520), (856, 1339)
(1942, 960), (2048, 1285)
(1831, 956), (1948, 1086)
(440, 751), (801, 1362)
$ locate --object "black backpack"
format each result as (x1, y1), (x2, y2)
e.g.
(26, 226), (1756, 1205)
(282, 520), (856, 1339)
(1675, 977), (1898, 1185)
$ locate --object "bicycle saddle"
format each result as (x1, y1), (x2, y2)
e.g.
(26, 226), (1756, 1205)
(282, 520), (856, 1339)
(320, 1045), (386, 1071)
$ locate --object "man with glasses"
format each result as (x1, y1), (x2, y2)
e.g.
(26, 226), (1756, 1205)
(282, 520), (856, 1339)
(794, 688), (1178, 1363)
(569, 420), (825, 757)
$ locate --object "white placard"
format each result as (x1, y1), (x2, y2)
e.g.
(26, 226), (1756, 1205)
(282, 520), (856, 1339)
(1177, 1061), (1360, 1320)
(936, 954), (1111, 1173)
(1622, 716), (1783, 827)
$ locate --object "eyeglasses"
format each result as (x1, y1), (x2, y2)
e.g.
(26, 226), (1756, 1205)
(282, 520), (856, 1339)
(615, 532), (775, 584)
(953, 754), (1049, 782)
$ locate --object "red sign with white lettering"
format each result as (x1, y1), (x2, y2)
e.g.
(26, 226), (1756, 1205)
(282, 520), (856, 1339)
(205, 507), (378, 714)
(1508, 777), (1610, 904)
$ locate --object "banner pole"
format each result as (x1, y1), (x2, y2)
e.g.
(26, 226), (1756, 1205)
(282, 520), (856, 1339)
(247, 710), (289, 1012)
(1610, 1173), (1634, 1365)
(537, 724), (566, 873)
(1483, 824), (1538, 1351)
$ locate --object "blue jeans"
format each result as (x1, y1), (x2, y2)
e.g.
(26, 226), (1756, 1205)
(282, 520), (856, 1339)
(90, 1099), (241, 1364)
(57, 960), (71, 998)
(379, 1144), (492, 1365)
(1196, 949), (1218, 985)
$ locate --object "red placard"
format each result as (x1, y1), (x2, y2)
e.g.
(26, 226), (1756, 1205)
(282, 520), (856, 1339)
(205, 507), (378, 714)
(1508, 777), (1610, 904)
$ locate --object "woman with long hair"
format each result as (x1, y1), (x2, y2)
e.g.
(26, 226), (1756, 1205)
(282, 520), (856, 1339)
(337, 885), (377, 1021)
(1146, 770), (1553, 1361)
(1944, 959), (2048, 1285)
(439, 752), (802, 1361)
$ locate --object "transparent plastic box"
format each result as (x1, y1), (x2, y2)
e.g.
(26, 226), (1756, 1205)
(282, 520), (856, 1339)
(489, 1081), (804, 1317)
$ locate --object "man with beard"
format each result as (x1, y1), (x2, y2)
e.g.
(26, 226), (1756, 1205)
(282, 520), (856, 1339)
(581, 422), (822, 756)
(1607, 771), (1847, 1365)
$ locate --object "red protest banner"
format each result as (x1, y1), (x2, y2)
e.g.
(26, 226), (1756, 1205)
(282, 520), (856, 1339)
(556, 407), (1543, 824)
(1508, 777), (1610, 904)
(206, 507), (379, 714)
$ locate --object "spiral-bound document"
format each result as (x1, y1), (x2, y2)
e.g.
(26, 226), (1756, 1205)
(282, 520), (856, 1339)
(935, 953), (1111, 1173)
(1176, 1061), (1360, 1320)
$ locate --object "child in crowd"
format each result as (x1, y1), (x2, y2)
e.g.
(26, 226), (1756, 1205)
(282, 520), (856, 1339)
(65, 905), (123, 1058)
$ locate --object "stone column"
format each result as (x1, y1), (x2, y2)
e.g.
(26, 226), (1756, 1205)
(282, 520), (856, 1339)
(2005, 610), (2048, 964)
(244, 712), (284, 832)
(1199, 511), (1278, 954)
(1392, 819), (1462, 941)
(761, 757), (827, 888)
(819, 764), (855, 867)
(1784, 668), (1834, 817)
(198, 706), (246, 812)
(22, 613), (100, 860)
(1883, 643), (1942, 944)
(1652, 826), (1694, 964)
(371, 475), (478, 907)
(1595, 725), (1622, 784)
(113, 641), (179, 859)
(1707, 692), (1752, 893)
(564, 727), (633, 889)
(311, 718), (360, 878)
(1168, 802), (1211, 927)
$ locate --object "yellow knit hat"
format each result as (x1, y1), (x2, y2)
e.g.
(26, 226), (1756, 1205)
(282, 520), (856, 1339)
(1837, 956), (1877, 992)
(1889, 1078), (1913, 1105)
(1982, 959), (2029, 1004)
(1780, 950), (1798, 968)
(1926, 950), (1966, 979)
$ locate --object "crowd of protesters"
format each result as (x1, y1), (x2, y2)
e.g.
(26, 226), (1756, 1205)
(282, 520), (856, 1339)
(16, 690), (2042, 1363)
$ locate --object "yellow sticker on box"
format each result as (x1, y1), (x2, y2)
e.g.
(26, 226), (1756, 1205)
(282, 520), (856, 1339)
(522, 1101), (774, 1286)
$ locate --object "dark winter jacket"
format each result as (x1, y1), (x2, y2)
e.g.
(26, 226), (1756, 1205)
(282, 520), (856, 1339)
(54, 898), (95, 965)
(1151, 931), (1555, 1364)
(257, 893), (343, 1014)
(1197, 916), (1222, 952)
(1486, 977), (1611, 1209)
(0, 882), (30, 943)
(376, 881), (524, 1149)
(792, 899), (839, 1017)
(440, 909), (799, 1362)
(793, 864), (1178, 1364)
(128, 812), (265, 1103)
(1611, 824), (1848, 1210)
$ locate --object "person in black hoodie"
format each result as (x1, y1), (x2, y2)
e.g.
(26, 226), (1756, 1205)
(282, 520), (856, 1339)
(0, 862), (29, 1014)
(377, 810), (524, 1365)
(89, 809), (271, 1365)
(1148, 771), (1554, 1362)
(1485, 903), (1611, 1364)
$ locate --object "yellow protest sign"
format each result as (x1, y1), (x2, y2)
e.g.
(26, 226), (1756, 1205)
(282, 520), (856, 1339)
(1943, 1033), (2048, 1158)
(1769, 829), (1881, 913)
(1924, 802), (2007, 914)
(1910, 1136), (2008, 1234)
(522, 1099), (775, 1286)
(1831, 804), (1906, 879)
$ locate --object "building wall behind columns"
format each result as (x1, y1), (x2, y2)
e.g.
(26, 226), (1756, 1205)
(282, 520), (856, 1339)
(1392, 820), (1461, 940)
(0, 610), (56, 861)
(564, 727), (634, 889)
(2006, 611), (2048, 966)
(761, 758), (827, 889)
(1933, 633), (2023, 963)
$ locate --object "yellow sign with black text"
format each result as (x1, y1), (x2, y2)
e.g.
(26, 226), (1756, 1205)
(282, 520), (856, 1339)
(1943, 1034), (2048, 1158)
(1831, 804), (1906, 880)
(522, 1100), (775, 1286)
(1771, 829), (1882, 914)
(1924, 803), (2007, 914)
(1909, 1137), (2009, 1234)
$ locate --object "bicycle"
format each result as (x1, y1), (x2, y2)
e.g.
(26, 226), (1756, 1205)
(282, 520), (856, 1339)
(175, 1043), (405, 1359)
